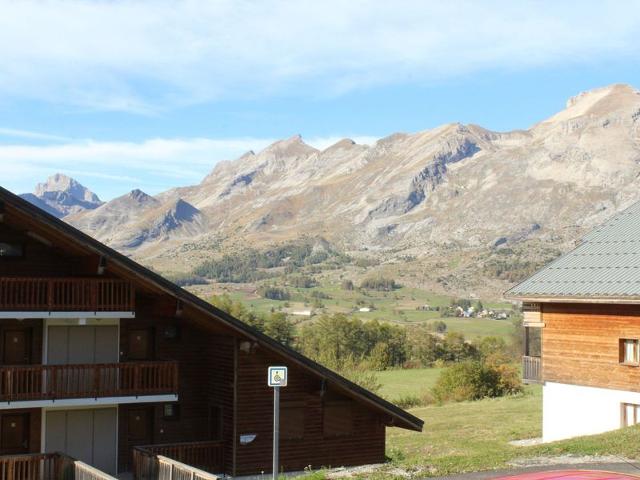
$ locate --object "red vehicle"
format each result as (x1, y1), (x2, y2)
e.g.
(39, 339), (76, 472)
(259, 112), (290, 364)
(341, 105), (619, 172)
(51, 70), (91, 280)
(495, 471), (640, 480)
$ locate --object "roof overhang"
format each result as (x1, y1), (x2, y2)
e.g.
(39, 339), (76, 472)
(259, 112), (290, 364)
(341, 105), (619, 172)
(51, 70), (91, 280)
(505, 294), (640, 305)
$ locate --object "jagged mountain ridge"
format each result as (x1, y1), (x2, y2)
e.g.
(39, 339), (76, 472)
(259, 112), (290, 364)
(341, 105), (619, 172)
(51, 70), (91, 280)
(65, 190), (205, 249)
(25, 84), (640, 296)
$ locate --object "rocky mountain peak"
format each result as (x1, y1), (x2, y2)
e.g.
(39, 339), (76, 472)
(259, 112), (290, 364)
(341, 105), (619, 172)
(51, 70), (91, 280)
(263, 134), (318, 157)
(22, 173), (103, 218)
(127, 189), (153, 203)
(35, 173), (101, 204)
(539, 83), (640, 126)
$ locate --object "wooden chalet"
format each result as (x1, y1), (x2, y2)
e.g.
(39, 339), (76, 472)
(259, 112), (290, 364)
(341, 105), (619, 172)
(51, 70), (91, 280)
(506, 200), (640, 441)
(0, 186), (423, 479)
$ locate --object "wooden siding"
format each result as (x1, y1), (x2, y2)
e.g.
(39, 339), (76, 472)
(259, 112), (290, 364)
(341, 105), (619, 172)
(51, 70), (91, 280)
(542, 303), (640, 390)
(117, 305), (234, 472)
(234, 347), (385, 476)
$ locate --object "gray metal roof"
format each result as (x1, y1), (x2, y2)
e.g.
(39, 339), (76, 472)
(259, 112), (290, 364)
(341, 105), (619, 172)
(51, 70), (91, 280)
(505, 200), (640, 300)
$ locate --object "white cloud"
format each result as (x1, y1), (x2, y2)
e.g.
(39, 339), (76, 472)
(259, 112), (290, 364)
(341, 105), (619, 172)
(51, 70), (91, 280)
(0, 1), (639, 112)
(0, 133), (378, 198)
(0, 128), (72, 142)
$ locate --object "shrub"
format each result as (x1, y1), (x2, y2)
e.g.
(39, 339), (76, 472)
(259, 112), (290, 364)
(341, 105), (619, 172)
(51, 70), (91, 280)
(341, 279), (354, 291)
(393, 394), (423, 409)
(165, 274), (208, 287)
(360, 276), (398, 291)
(289, 275), (317, 288)
(433, 360), (507, 402)
(259, 286), (291, 301)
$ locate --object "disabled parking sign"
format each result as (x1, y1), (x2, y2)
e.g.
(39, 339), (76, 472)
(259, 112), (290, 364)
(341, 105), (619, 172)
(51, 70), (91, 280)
(268, 366), (288, 387)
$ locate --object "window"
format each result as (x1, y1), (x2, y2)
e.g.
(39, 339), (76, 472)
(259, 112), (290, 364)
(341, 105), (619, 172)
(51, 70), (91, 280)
(163, 403), (180, 420)
(619, 339), (639, 365)
(280, 404), (305, 440)
(0, 243), (23, 258)
(622, 403), (640, 427)
(323, 401), (353, 437)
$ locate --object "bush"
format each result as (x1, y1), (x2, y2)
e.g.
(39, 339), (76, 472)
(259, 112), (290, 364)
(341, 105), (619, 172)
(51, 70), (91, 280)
(259, 286), (291, 301)
(289, 275), (317, 288)
(165, 274), (208, 287)
(264, 312), (295, 347)
(431, 360), (522, 403)
(360, 276), (398, 291)
(393, 394), (423, 409)
(341, 279), (354, 291)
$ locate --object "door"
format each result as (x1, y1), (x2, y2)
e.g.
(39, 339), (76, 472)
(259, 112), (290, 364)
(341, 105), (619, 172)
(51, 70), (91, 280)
(3, 329), (31, 365)
(45, 408), (117, 474)
(0, 414), (29, 454)
(128, 329), (153, 360)
(127, 407), (153, 445)
(47, 326), (119, 364)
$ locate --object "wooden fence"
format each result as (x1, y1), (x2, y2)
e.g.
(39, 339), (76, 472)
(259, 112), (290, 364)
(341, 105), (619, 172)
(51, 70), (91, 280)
(0, 277), (135, 311)
(0, 361), (178, 402)
(522, 355), (542, 384)
(0, 453), (117, 480)
(133, 441), (224, 480)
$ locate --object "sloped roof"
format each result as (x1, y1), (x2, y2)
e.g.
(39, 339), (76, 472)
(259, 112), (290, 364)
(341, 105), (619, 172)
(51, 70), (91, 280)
(506, 200), (640, 301)
(0, 186), (423, 432)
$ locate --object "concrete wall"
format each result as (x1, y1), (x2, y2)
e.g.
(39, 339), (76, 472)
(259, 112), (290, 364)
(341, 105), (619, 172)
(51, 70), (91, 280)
(543, 381), (640, 441)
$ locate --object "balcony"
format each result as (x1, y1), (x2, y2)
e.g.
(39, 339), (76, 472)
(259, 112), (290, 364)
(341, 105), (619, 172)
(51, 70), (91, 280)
(0, 277), (135, 318)
(133, 441), (224, 480)
(0, 452), (116, 480)
(522, 355), (542, 384)
(0, 361), (178, 404)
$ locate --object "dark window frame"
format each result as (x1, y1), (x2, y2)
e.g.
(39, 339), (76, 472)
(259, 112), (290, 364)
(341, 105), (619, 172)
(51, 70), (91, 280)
(619, 338), (640, 366)
(162, 403), (180, 421)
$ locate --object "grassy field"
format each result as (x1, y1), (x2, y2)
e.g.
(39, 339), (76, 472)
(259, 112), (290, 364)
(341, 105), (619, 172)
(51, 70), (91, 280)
(300, 384), (640, 478)
(200, 282), (518, 341)
(374, 368), (442, 401)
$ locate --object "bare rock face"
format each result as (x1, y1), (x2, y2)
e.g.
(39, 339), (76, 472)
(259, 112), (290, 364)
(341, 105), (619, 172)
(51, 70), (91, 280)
(21, 173), (103, 217)
(25, 84), (640, 296)
(66, 191), (205, 252)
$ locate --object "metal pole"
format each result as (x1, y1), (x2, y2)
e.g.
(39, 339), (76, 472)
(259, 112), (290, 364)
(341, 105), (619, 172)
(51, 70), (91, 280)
(273, 385), (280, 480)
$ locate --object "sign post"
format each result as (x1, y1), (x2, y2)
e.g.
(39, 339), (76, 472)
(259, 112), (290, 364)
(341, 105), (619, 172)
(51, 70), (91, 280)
(268, 366), (288, 480)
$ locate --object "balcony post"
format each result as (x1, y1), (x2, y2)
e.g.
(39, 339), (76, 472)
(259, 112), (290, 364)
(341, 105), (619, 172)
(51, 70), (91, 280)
(47, 279), (53, 310)
(94, 365), (101, 399)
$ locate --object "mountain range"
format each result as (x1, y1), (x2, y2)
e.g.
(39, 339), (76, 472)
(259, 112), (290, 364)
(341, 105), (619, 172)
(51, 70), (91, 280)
(20, 84), (640, 298)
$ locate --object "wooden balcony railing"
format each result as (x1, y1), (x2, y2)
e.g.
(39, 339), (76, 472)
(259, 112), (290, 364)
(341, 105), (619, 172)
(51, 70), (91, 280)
(0, 452), (116, 480)
(0, 361), (178, 402)
(0, 277), (135, 312)
(522, 355), (542, 384)
(133, 441), (224, 480)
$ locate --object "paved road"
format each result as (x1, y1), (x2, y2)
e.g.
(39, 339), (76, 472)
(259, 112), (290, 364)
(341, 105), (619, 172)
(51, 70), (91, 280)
(433, 462), (640, 480)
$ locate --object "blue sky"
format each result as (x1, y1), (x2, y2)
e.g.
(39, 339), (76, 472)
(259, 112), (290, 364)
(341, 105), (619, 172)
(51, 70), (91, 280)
(2, 0), (640, 200)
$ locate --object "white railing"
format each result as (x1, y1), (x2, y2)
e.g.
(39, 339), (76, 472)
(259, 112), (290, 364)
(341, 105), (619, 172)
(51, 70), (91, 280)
(73, 461), (118, 480)
(157, 456), (219, 480)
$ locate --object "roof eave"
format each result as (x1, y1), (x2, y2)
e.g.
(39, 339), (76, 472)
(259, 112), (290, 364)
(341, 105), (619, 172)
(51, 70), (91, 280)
(505, 293), (640, 305)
